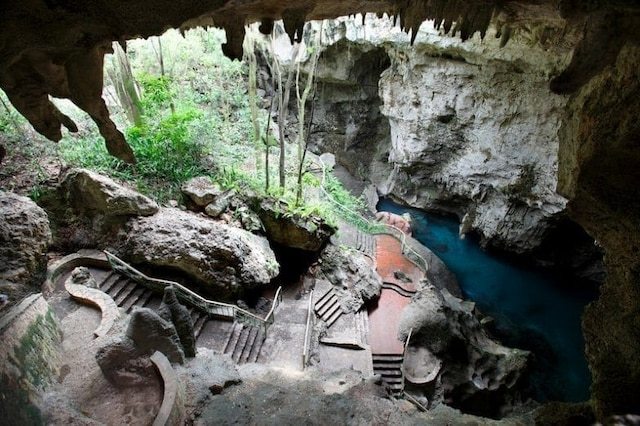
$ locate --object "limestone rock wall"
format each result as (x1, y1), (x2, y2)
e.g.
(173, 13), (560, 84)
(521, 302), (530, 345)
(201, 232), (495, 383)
(558, 44), (640, 419)
(293, 15), (577, 252)
(0, 294), (63, 423)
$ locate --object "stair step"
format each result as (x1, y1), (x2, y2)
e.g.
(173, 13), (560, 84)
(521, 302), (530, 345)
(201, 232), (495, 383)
(137, 289), (154, 308)
(108, 278), (132, 300)
(239, 327), (259, 364)
(372, 355), (404, 363)
(373, 369), (403, 377)
(115, 281), (138, 305)
(121, 286), (145, 312)
(232, 326), (251, 362)
(249, 328), (266, 363)
(314, 290), (336, 312)
(97, 271), (117, 289)
(223, 323), (243, 354)
(325, 307), (343, 327)
(194, 315), (208, 338)
(320, 299), (341, 320)
(101, 274), (124, 293)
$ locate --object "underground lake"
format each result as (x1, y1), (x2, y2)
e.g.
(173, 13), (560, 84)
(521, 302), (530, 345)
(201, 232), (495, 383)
(377, 198), (599, 402)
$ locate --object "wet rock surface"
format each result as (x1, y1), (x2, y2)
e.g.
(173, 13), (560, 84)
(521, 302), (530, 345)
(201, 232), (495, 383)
(399, 285), (530, 418)
(0, 191), (52, 309)
(120, 208), (279, 297)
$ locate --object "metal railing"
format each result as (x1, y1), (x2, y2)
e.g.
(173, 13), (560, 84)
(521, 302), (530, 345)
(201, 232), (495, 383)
(302, 290), (315, 369)
(317, 160), (429, 274)
(104, 251), (282, 335)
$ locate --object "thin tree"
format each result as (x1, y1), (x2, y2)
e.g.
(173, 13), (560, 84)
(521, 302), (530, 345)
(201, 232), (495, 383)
(294, 22), (323, 206)
(270, 27), (300, 190)
(151, 37), (175, 115)
(106, 42), (143, 126)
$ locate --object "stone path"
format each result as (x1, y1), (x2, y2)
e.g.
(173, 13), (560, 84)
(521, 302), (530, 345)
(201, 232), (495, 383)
(367, 232), (426, 395)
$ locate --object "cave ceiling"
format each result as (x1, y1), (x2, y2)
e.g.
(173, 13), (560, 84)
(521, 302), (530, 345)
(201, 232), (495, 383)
(0, 0), (639, 162)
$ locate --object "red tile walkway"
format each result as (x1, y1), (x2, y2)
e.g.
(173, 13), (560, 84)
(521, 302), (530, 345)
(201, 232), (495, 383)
(368, 234), (425, 355)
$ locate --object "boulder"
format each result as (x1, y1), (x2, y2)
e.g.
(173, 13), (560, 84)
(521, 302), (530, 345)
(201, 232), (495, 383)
(96, 307), (186, 387)
(158, 286), (196, 358)
(318, 244), (382, 313)
(60, 168), (158, 217)
(181, 176), (222, 208)
(204, 190), (236, 218)
(0, 191), (52, 307)
(258, 198), (336, 252)
(121, 208), (278, 297)
(70, 266), (98, 289)
(95, 337), (156, 387)
(125, 307), (185, 364)
(399, 285), (530, 418)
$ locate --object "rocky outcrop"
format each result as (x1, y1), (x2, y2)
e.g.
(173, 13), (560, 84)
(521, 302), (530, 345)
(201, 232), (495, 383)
(96, 307), (185, 386)
(0, 294), (63, 424)
(158, 286), (196, 358)
(399, 285), (529, 418)
(257, 198), (336, 251)
(558, 44), (640, 419)
(60, 169), (158, 217)
(317, 244), (382, 313)
(0, 191), (52, 309)
(42, 168), (157, 250)
(181, 176), (222, 208)
(120, 208), (279, 297)
(2, 1), (637, 166)
(290, 16), (574, 253)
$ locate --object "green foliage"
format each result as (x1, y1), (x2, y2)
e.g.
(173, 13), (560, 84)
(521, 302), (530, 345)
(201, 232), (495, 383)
(137, 73), (173, 113)
(323, 174), (383, 233)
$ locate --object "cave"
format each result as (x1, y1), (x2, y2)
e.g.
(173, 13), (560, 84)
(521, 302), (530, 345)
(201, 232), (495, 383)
(1, 1), (640, 424)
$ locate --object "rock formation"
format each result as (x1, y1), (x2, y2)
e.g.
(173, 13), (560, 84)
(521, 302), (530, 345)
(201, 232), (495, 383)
(96, 307), (185, 386)
(41, 168), (158, 250)
(158, 286), (196, 358)
(120, 208), (279, 297)
(257, 198), (336, 251)
(60, 169), (158, 217)
(399, 284), (529, 418)
(318, 244), (382, 313)
(0, 191), (52, 309)
(0, 0), (639, 420)
(279, 16), (572, 253)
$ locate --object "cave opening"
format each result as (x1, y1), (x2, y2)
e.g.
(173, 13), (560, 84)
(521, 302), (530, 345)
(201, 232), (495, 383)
(1, 3), (640, 424)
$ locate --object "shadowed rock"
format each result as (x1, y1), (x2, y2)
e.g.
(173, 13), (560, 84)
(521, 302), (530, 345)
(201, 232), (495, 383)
(158, 286), (196, 358)
(126, 307), (185, 364)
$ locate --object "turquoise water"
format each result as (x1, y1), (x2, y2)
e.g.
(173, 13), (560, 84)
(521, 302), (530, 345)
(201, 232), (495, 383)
(378, 198), (596, 402)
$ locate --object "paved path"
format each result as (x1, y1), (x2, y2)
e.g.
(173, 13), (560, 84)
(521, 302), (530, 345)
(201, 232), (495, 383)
(368, 234), (425, 355)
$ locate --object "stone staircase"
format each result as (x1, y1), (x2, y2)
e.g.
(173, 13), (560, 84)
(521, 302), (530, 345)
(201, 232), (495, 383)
(354, 307), (369, 346)
(372, 354), (404, 396)
(314, 288), (343, 328)
(98, 269), (267, 361)
(222, 323), (265, 364)
(356, 230), (376, 259)
(99, 271), (158, 313)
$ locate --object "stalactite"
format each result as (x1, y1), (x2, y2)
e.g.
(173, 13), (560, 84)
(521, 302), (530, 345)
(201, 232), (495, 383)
(500, 25), (512, 48)
(259, 18), (274, 35)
